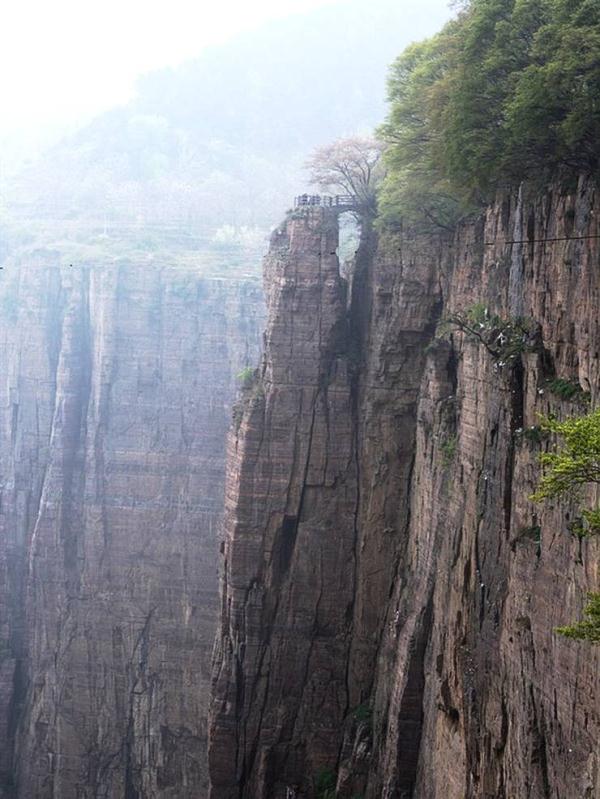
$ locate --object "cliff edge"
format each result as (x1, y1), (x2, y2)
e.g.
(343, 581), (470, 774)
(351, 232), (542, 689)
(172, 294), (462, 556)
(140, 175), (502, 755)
(209, 180), (600, 798)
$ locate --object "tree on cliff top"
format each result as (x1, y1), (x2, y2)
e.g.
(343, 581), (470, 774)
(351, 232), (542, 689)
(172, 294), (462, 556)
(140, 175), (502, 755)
(377, 0), (600, 230)
(305, 136), (384, 217)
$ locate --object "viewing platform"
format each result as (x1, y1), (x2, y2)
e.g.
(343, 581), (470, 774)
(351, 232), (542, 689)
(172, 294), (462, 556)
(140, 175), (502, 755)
(294, 194), (357, 211)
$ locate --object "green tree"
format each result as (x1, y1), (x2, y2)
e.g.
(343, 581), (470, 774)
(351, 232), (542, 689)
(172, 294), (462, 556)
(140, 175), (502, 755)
(237, 366), (256, 388)
(556, 593), (600, 643)
(444, 304), (535, 363)
(532, 406), (600, 643)
(504, 0), (600, 175)
(443, 0), (550, 194)
(531, 408), (600, 535)
(378, 30), (463, 230)
(377, 0), (600, 229)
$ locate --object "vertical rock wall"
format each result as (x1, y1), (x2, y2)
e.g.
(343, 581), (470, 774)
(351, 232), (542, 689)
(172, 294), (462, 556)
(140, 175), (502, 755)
(0, 257), (264, 798)
(209, 177), (600, 798)
(372, 178), (600, 799)
(210, 208), (359, 797)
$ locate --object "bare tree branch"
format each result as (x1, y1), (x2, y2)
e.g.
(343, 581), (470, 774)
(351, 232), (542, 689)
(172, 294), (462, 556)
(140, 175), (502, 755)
(304, 136), (385, 214)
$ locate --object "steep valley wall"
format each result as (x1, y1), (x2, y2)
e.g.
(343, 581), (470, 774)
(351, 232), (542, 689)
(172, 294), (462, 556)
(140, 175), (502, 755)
(0, 257), (264, 798)
(209, 179), (600, 798)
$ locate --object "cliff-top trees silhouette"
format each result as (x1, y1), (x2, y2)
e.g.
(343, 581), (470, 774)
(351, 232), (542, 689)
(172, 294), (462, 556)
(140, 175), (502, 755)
(377, 0), (600, 230)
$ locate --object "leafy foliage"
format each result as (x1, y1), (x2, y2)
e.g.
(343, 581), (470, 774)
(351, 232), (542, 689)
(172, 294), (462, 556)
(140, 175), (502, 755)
(531, 409), (600, 535)
(567, 510), (600, 538)
(556, 593), (600, 643)
(378, 30), (463, 230)
(314, 769), (337, 798)
(531, 409), (600, 498)
(378, 0), (600, 228)
(352, 702), (373, 725)
(237, 366), (256, 387)
(444, 304), (535, 365)
(544, 378), (590, 404)
(441, 435), (458, 465)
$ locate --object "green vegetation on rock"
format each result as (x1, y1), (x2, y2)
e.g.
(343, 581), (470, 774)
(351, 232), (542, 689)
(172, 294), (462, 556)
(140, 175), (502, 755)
(544, 377), (590, 405)
(314, 768), (337, 799)
(529, 407), (600, 640)
(378, 0), (600, 228)
(531, 408), (600, 536)
(515, 426), (547, 445)
(441, 435), (458, 466)
(556, 592), (600, 643)
(237, 366), (256, 388)
(444, 304), (535, 365)
(352, 702), (373, 725)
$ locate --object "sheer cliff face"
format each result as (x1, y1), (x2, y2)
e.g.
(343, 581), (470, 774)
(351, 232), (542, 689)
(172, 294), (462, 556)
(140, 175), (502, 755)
(209, 179), (600, 799)
(0, 259), (263, 798)
(209, 209), (360, 797)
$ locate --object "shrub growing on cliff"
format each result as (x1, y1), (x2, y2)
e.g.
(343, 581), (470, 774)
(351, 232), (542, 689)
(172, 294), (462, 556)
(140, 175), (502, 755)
(441, 435), (458, 466)
(539, 409), (600, 639)
(515, 425), (547, 445)
(544, 377), (590, 405)
(352, 702), (373, 726)
(237, 366), (256, 388)
(314, 768), (336, 798)
(556, 592), (600, 643)
(531, 408), (600, 536)
(444, 304), (535, 365)
(531, 409), (600, 497)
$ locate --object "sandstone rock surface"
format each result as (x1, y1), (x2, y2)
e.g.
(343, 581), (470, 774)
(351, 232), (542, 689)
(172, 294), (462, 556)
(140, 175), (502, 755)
(210, 180), (600, 798)
(0, 257), (263, 798)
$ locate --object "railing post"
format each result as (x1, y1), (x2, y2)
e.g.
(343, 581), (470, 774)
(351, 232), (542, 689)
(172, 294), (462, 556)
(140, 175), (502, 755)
(293, 193), (358, 209)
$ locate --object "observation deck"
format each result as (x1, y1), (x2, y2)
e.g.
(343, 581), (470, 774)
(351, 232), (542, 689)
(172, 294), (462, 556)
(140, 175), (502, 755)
(293, 194), (357, 212)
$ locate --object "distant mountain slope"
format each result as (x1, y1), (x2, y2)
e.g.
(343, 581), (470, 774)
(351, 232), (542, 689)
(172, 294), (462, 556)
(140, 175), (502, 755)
(2, 0), (452, 266)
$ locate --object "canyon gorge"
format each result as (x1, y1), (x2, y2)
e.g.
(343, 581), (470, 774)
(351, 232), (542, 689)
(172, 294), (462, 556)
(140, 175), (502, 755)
(1, 181), (599, 799)
(0, 257), (263, 797)
(1, 1), (599, 796)
(210, 180), (600, 798)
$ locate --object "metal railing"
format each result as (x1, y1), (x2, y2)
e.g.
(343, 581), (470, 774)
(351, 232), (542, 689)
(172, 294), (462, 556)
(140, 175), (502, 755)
(294, 194), (355, 208)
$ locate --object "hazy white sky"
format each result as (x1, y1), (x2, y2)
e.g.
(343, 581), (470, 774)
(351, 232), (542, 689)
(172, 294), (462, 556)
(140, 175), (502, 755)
(0, 0), (339, 134)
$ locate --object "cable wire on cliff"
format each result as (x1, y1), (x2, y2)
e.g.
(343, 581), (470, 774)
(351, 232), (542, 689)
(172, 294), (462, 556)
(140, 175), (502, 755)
(484, 233), (600, 246)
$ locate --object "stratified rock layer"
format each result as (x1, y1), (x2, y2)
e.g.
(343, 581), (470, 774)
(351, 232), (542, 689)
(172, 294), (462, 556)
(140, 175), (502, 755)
(210, 208), (359, 798)
(209, 179), (600, 799)
(0, 258), (263, 798)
